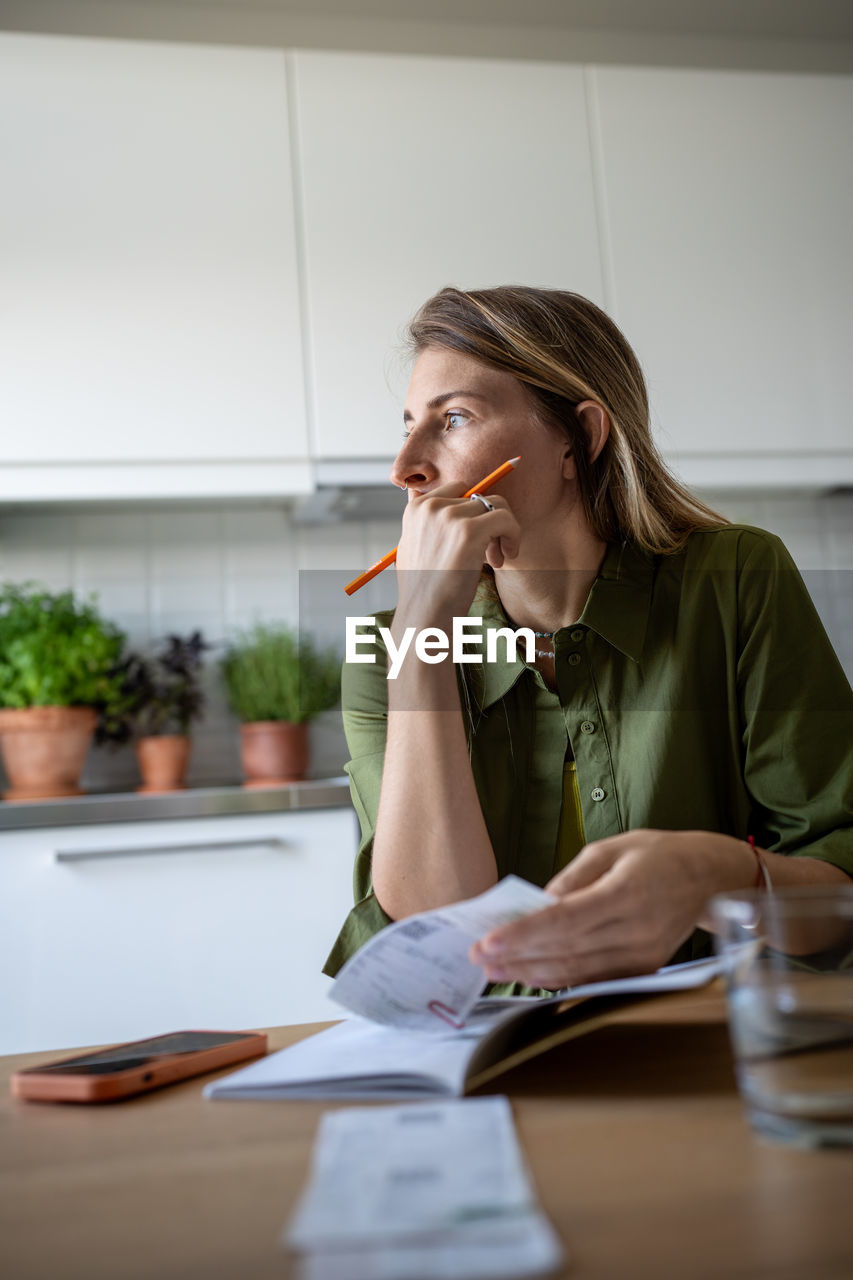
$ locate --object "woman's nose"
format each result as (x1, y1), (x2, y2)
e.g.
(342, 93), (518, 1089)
(389, 437), (439, 492)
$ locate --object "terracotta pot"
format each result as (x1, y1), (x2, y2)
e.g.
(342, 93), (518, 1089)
(0, 705), (98, 802)
(135, 734), (191, 794)
(240, 721), (309, 787)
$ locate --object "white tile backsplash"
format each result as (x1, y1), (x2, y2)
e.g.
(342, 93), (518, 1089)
(824, 493), (853, 568)
(0, 512), (75, 586)
(76, 581), (151, 619)
(294, 521), (368, 571)
(73, 549), (149, 587)
(0, 491), (850, 792)
(223, 575), (299, 627)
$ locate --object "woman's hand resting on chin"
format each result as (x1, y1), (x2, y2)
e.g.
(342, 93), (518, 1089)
(394, 482), (521, 622)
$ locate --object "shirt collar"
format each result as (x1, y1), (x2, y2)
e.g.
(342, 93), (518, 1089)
(579, 539), (656, 663)
(466, 541), (656, 711)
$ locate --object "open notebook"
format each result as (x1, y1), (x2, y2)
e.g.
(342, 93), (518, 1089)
(204, 955), (724, 1101)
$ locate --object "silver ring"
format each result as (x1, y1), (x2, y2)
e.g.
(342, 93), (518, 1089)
(469, 493), (495, 512)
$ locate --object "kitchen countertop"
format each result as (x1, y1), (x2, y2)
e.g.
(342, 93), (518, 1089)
(0, 777), (352, 830)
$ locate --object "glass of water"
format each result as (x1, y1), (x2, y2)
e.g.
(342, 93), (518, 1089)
(711, 887), (853, 1148)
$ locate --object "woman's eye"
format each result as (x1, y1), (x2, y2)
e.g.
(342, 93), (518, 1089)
(444, 411), (468, 432)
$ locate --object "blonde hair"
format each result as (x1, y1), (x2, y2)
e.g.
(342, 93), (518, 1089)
(407, 286), (727, 553)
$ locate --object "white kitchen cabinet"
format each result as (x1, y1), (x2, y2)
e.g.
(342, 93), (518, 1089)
(0, 34), (311, 501)
(5, 36), (849, 501)
(293, 50), (606, 464)
(590, 66), (853, 487)
(0, 806), (358, 1054)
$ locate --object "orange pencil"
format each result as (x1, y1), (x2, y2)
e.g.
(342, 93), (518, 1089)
(344, 456), (521, 596)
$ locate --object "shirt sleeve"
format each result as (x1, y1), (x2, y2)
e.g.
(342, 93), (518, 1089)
(736, 528), (853, 876)
(322, 617), (393, 976)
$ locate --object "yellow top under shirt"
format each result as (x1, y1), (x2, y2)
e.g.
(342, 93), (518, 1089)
(555, 757), (586, 871)
(525, 674), (587, 875)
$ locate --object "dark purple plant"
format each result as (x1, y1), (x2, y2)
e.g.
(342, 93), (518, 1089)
(98, 631), (210, 744)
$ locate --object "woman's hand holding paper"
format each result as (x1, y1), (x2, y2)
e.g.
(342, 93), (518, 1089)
(469, 830), (751, 989)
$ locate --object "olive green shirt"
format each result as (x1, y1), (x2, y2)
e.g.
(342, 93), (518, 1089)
(324, 525), (853, 976)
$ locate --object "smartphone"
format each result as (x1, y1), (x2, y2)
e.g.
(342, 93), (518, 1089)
(11, 1029), (268, 1104)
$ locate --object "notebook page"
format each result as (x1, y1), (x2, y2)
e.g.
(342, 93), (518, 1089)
(204, 1017), (485, 1101)
(329, 876), (554, 1032)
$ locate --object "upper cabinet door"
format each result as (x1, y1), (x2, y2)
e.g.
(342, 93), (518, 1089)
(293, 51), (605, 462)
(0, 35), (310, 497)
(591, 67), (853, 484)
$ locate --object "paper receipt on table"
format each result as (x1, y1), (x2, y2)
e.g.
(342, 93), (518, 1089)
(285, 1096), (564, 1280)
(329, 875), (554, 1032)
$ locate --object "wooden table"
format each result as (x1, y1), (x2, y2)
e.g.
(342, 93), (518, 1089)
(2, 988), (852, 1280)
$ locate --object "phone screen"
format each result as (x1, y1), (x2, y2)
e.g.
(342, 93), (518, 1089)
(30, 1031), (251, 1075)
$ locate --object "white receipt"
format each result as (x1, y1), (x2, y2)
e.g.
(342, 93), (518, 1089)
(329, 876), (554, 1032)
(285, 1096), (564, 1279)
(298, 1214), (564, 1280)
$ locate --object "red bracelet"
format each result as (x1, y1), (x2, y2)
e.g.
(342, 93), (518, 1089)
(748, 835), (772, 892)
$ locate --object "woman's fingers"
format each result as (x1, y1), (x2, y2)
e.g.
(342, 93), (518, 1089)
(410, 483), (510, 511)
(408, 480), (474, 501)
(464, 497), (521, 564)
(471, 882), (621, 965)
(439, 501), (521, 566)
(485, 535), (520, 568)
(476, 945), (655, 991)
(395, 489), (520, 604)
(469, 833), (706, 987)
(405, 490), (518, 542)
(468, 894), (646, 988)
(478, 498), (520, 567)
(545, 839), (623, 895)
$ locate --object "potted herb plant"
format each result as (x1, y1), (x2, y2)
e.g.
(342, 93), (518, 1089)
(0, 583), (126, 801)
(104, 632), (210, 793)
(221, 624), (340, 786)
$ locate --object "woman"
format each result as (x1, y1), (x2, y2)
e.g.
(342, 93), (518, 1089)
(325, 286), (853, 992)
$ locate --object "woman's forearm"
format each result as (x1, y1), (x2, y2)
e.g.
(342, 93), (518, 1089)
(695, 835), (851, 938)
(371, 613), (498, 920)
(694, 840), (850, 955)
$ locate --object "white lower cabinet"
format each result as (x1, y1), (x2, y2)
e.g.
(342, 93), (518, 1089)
(0, 807), (358, 1054)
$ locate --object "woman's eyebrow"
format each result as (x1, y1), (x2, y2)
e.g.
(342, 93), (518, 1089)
(403, 389), (489, 423)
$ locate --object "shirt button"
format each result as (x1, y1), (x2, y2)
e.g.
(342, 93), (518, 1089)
(580, 720), (596, 734)
(570, 628), (585, 642)
(591, 787), (606, 802)
(567, 653), (581, 666)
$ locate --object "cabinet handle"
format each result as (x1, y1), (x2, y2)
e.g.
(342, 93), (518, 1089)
(54, 837), (289, 863)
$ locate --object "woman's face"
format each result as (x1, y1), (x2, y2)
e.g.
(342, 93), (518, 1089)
(392, 346), (575, 530)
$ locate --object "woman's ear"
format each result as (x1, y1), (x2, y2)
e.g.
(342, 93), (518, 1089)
(574, 400), (611, 464)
